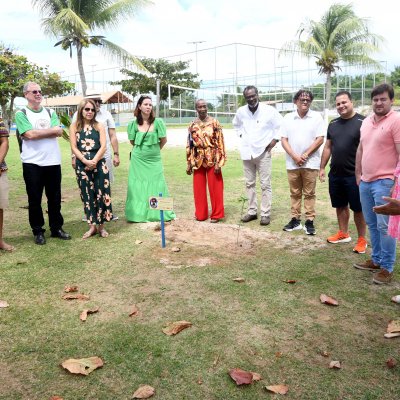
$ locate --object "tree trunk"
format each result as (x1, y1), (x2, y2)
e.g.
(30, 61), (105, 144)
(325, 72), (332, 109)
(76, 42), (87, 96)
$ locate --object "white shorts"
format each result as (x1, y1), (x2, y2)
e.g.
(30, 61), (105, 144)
(0, 172), (9, 209)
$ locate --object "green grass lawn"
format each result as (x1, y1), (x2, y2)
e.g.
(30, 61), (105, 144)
(1, 138), (399, 399)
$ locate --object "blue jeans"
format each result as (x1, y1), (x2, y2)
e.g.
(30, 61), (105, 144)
(359, 179), (396, 272)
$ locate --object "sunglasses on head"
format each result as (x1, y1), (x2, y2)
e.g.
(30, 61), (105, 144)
(84, 107), (95, 112)
(27, 90), (42, 95)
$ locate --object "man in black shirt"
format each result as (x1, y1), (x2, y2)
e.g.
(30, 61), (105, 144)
(319, 91), (367, 253)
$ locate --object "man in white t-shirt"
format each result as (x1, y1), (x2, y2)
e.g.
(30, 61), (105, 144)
(72, 92), (120, 220)
(15, 81), (71, 245)
(280, 89), (325, 235)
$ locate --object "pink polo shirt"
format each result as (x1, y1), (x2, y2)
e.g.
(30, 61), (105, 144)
(360, 110), (400, 182)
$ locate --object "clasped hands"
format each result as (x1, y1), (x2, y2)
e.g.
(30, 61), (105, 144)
(293, 152), (309, 167)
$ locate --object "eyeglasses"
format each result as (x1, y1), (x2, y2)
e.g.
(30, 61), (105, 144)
(26, 90), (42, 95)
(84, 107), (95, 112)
(94, 99), (102, 104)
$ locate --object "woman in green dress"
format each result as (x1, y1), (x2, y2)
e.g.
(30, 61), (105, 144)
(125, 95), (176, 222)
(70, 99), (113, 238)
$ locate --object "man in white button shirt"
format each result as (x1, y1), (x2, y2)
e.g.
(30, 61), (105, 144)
(233, 86), (283, 225)
(280, 89), (325, 235)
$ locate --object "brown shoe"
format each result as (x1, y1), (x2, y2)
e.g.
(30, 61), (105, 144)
(373, 269), (393, 284)
(241, 213), (257, 223)
(353, 259), (380, 272)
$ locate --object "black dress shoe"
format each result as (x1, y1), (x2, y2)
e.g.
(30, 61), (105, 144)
(51, 229), (72, 240)
(34, 233), (46, 245)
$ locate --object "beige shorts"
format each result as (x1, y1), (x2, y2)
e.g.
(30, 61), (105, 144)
(0, 172), (9, 209)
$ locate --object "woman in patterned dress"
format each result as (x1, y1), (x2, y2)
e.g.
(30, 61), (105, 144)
(70, 99), (113, 238)
(186, 99), (226, 222)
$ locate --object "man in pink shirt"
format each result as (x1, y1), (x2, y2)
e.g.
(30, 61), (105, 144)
(354, 83), (400, 284)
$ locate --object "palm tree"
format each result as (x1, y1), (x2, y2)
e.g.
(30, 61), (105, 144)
(32, 0), (150, 95)
(281, 3), (383, 108)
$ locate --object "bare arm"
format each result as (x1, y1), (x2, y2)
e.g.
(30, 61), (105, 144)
(108, 128), (120, 167)
(160, 137), (167, 150)
(0, 136), (9, 164)
(266, 138), (278, 153)
(302, 136), (324, 161)
(319, 139), (332, 182)
(23, 126), (62, 140)
(355, 143), (363, 186)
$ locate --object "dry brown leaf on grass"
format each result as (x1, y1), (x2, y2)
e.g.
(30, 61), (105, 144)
(64, 285), (78, 293)
(62, 293), (90, 301)
(79, 307), (99, 322)
(228, 368), (260, 385)
(0, 300), (9, 308)
(275, 352), (283, 358)
(320, 294), (339, 306)
(212, 355), (220, 367)
(233, 277), (245, 283)
(387, 320), (400, 333)
(329, 360), (341, 369)
(320, 350), (330, 357)
(129, 304), (140, 317)
(283, 279), (297, 284)
(132, 385), (155, 398)
(135, 240), (143, 245)
(265, 384), (289, 394)
(171, 246), (181, 252)
(61, 356), (103, 375)
(386, 357), (397, 368)
(162, 321), (192, 336)
(197, 376), (203, 385)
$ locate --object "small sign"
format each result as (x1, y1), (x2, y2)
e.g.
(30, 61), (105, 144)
(148, 196), (174, 210)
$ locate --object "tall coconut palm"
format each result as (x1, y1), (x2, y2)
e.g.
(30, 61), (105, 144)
(32, 0), (150, 95)
(281, 3), (383, 108)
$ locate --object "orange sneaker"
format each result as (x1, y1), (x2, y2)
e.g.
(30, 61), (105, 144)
(353, 236), (368, 254)
(327, 231), (351, 244)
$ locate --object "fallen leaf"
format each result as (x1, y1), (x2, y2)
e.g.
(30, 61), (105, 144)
(233, 277), (245, 283)
(387, 320), (400, 333)
(64, 285), (78, 293)
(80, 307), (99, 322)
(329, 360), (341, 369)
(384, 332), (400, 338)
(212, 355), (220, 366)
(251, 372), (262, 381)
(275, 351), (283, 358)
(320, 294), (339, 306)
(265, 384), (289, 395)
(171, 246), (181, 252)
(129, 304), (139, 317)
(0, 300), (9, 308)
(283, 280), (297, 284)
(386, 357), (397, 368)
(162, 321), (192, 336)
(61, 356), (103, 375)
(197, 376), (203, 385)
(62, 293), (90, 301)
(228, 368), (254, 385)
(132, 385), (155, 399)
(320, 350), (330, 357)
(135, 240), (143, 245)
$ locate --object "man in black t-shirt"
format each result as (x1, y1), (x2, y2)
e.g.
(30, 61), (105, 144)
(319, 91), (367, 253)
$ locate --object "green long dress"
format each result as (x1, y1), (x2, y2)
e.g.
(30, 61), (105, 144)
(125, 118), (176, 222)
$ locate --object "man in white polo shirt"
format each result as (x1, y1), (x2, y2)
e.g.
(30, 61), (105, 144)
(281, 89), (325, 235)
(15, 81), (71, 245)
